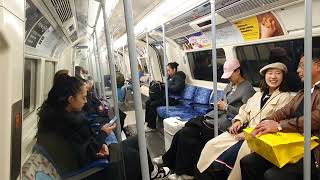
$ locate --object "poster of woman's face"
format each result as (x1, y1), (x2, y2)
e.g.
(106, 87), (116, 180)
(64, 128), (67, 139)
(257, 12), (284, 39)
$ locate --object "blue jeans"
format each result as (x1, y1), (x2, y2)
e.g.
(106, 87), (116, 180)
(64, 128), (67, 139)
(118, 84), (133, 102)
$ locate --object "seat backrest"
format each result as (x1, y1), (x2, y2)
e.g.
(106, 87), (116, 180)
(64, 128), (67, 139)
(193, 87), (213, 105)
(181, 85), (197, 100)
(209, 90), (225, 105)
(37, 132), (80, 174)
(21, 153), (61, 180)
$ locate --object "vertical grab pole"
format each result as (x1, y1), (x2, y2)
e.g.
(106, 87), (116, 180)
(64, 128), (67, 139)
(100, 3), (122, 140)
(304, 0), (312, 180)
(210, 0), (219, 137)
(94, 31), (106, 99)
(122, 0), (150, 179)
(92, 34), (102, 97)
(162, 24), (169, 116)
(146, 30), (154, 83)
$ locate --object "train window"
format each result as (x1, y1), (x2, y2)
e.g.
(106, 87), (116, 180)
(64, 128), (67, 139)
(187, 49), (227, 82)
(43, 61), (55, 100)
(236, 37), (320, 92)
(23, 58), (37, 117)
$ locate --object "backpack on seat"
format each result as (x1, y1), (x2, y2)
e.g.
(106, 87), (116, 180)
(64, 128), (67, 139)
(149, 80), (165, 100)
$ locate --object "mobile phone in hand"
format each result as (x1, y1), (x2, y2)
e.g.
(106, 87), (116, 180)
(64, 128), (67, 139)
(108, 116), (118, 127)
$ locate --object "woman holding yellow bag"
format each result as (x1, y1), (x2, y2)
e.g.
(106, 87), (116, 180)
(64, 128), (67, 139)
(196, 62), (293, 180)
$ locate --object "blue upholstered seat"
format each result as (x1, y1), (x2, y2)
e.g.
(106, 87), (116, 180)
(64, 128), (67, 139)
(157, 85), (224, 120)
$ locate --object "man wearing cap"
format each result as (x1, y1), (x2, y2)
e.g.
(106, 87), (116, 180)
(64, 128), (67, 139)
(240, 51), (320, 180)
(152, 59), (255, 180)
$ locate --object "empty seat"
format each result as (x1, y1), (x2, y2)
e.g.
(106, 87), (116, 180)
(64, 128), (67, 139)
(157, 86), (224, 121)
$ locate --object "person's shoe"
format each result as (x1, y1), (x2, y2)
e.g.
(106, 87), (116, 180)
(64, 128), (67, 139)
(168, 173), (179, 180)
(152, 156), (164, 166)
(144, 125), (156, 132)
(179, 174), (195, 180)
(151, 166), (170, 179)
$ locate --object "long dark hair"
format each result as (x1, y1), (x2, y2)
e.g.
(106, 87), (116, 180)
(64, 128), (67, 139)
(167, 62), (179, 71)
(37, 76), (84, 133)
(259, 70), (289, 94)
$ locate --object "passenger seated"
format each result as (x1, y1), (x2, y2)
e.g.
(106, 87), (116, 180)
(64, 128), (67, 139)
(145, 62), (186, 132)
(37, 75), (170, 180)
(152, 59), (255, 180)
(196, 62), (292, 180)
(119, 64), (144, 103)
(240, 52), (320, 180)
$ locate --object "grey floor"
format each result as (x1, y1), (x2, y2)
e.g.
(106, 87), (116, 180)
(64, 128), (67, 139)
(119, 100), (166, 159)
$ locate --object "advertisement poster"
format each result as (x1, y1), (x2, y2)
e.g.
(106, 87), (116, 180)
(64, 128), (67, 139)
(186, 32), (211, 49)
(234, 12), (284, 41)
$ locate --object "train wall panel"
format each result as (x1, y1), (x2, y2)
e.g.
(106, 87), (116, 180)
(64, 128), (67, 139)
(0, 2), (24, 179)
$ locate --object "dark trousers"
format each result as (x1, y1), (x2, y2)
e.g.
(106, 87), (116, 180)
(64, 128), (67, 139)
(162, 126), (206, 176)
(87, 136), (154, 180)
(240, 152), (319, 180)
(145, 98), (165, 129)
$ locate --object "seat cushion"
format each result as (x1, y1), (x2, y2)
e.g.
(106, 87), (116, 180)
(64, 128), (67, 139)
(157, 106), (202, 120)
(193, 103), (213, 114)
(193, 87), (213, 105)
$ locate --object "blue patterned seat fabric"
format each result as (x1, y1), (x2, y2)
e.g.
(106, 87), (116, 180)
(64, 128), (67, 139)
(168, 84), (197, 100)
(157, 85), (224, 120)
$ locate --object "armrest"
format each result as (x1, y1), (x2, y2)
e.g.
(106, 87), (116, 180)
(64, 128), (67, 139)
(62, 159), (110, 180)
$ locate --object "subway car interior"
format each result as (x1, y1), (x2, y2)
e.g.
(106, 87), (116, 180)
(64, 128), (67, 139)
(0, 0), (320, 179)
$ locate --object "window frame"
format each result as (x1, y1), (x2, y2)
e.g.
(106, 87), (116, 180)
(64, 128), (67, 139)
(186, 48), (227, 82)
(23, 58), (38, 118)
(234, 36), (320, 91)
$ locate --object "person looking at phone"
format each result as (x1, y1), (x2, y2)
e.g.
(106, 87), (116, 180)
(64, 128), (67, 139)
(36, 76), (170, 180)
(196, 62), (292, 180)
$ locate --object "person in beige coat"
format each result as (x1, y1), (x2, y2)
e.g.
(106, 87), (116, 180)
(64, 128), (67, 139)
(197, 62), (293, 180)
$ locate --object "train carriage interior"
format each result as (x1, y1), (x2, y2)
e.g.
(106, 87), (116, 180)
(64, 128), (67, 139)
(0, 0), (319, 179)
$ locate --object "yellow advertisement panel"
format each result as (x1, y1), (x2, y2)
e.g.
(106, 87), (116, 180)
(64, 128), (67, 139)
(234, 12), (284, 41)
(234, 16), (260, 41)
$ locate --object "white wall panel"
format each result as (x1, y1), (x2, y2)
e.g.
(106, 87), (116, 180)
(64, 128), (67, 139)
(0, 4), (24, 179)
(0, 0), (24, 20)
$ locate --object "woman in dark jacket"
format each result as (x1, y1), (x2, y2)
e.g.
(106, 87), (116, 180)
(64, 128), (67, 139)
(145, 62), (186, 132)
(37, 76), (169, 180)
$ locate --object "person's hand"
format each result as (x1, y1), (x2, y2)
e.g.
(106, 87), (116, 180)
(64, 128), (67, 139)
(251, 120), (279, 137)
(235, 132), (245, 140)
(217, 101), (226, 110)
(101, 123), (117, 135)
(260, 16), (276, 38)
(96, 144), (109, 157)
(229, 121), (242, 135)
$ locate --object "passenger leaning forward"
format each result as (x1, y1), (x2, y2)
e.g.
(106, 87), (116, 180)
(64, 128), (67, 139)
(36, 76), (170, 180)
(152, 58), (255, 180)
(240, 51), (320, 180)
(197, 62), (292, 180)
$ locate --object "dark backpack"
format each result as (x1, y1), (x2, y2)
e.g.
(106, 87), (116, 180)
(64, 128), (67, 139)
(149, 81), (165, 100)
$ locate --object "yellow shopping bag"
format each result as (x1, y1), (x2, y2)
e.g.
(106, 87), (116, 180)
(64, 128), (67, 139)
(244, 128), (319, 168)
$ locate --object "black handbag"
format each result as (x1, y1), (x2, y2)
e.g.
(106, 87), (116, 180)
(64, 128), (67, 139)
(185, 116), (216, 143)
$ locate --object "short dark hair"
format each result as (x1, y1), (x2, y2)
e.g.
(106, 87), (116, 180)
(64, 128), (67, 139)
(259, 71), (289, 94)
(300, 48), (320, 62)
(54, 70), (69, 85)
(234, 67), (244, 77)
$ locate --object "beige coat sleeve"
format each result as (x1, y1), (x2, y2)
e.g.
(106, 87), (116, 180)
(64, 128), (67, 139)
(232, 92), (259, 126)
